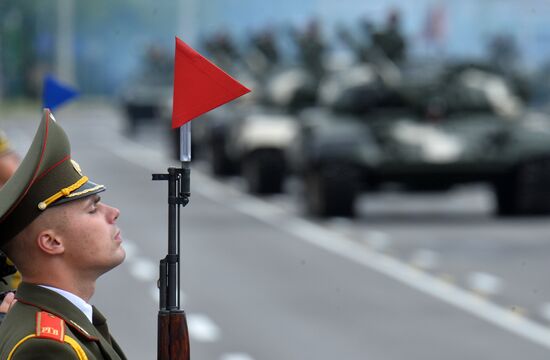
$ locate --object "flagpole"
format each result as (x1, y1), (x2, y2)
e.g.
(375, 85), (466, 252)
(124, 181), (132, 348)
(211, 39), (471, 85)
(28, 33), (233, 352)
(180, 123), (192, 162)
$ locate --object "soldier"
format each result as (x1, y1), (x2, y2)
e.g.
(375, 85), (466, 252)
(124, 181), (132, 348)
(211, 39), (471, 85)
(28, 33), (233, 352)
(336, 17), (376, 64)
(0, 129), (20, 188)
(372, 9), (407, 65)
(250, 27), (280, 66)
(246, 27), (280, 78)
(0, 109), (127, 359)
(0, 130), (21, 298)
(290, 19), (327, 83)
(203, 30), (241, 73)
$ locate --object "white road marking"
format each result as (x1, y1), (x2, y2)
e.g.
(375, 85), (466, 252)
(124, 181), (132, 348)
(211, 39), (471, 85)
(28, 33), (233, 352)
(281, 218), (550, 349)
(220, 353), (255, 360)
(410, 249), (439, 271)
(511, 305), (528, 317)
(232, 198), (286, 222)
(204, 187), (550, 349)
(104, 126), (550, 350)
(128, 257), (158, 282)
(194, 177), (227, 197)
(363, 230), (392, 252)
(467, 272), (503, 297)
(121, 239), (139, 261)
(187, 313), (221, 342)
(326, 217), (355, 235)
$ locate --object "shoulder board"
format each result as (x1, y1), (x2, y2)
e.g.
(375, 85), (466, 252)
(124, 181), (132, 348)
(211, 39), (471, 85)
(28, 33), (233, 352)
(35, 311), (65, 343)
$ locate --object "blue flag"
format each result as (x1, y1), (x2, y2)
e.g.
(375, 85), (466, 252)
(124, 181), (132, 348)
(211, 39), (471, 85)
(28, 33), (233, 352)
(42, 75), (79, 110)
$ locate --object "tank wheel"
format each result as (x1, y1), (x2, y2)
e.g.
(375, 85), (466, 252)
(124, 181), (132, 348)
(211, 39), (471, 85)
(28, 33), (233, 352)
(208, 137), (238, 177)
(304, 164), (358, 218)
(494, 157), (550, 216)
(243, 149), (286, 195)
(124, 103), (154, 136)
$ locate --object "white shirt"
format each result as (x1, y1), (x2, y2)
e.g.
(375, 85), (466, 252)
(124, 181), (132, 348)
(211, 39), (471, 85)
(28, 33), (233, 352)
(39, 285), (93, 323)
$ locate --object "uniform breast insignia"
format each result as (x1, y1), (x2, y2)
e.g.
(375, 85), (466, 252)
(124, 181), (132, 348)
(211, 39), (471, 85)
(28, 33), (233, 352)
(36, 311), (65, 342)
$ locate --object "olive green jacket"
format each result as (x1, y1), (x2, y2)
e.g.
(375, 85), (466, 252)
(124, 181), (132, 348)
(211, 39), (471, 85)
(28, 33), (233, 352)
(0, 283), (127, 359)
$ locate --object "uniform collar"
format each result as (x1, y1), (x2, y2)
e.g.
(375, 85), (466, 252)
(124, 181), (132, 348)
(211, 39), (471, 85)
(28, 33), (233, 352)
(38, 284), (93, 323)
(15, 282), (99, 341)
(15, 282), (126, 359)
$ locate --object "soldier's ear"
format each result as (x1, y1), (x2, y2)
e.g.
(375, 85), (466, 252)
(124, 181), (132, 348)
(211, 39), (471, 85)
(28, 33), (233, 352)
(36, 231), (64, 256)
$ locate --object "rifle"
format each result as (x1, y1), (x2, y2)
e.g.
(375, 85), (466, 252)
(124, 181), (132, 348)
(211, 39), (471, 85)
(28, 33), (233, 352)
(153, 126), (191, 359)
(152, 36), (250, 359)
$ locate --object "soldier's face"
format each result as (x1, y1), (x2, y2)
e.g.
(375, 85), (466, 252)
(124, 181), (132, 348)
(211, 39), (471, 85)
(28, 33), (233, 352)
(57, 194), (125, 277)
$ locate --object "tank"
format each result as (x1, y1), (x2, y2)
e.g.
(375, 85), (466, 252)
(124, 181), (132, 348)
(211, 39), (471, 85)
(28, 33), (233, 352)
(118, 45), (173, 136)
(203, 64), (318, 195)
(288, 63), (550, 217)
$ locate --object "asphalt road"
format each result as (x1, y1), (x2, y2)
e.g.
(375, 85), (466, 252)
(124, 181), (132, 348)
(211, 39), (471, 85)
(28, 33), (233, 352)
(2, 103), (550, 359)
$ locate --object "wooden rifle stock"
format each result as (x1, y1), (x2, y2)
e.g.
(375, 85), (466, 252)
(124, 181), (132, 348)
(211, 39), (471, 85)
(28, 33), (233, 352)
(153, 166), (191, 359)
(158, 310), (190, 360)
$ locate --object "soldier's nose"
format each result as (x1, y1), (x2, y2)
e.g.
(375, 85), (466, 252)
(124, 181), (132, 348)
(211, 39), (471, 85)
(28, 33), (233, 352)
(106, 205), (120, 223)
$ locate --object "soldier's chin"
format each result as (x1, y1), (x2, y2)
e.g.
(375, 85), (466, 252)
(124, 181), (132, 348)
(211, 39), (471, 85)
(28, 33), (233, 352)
(99, 250), (126, 276)
(114, 247), (126, 266)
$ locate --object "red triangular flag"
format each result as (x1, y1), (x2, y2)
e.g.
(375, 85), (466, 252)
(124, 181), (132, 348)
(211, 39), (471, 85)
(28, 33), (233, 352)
(171, 37), (251, 128)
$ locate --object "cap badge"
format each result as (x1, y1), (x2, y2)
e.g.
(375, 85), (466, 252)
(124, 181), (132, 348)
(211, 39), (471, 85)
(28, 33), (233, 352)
(71, 160), (83, 176)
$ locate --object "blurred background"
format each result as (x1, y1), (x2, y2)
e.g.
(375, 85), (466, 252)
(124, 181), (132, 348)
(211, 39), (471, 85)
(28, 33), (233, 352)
(3, 0), (550, 359)
(2, 0), (550, 97)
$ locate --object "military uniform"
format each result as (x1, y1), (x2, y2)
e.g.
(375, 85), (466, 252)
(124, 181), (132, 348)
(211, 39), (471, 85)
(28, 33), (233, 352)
(0, 109), (127, 359)
(0, 283), (126, 359)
